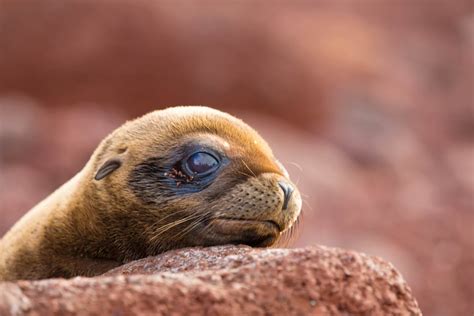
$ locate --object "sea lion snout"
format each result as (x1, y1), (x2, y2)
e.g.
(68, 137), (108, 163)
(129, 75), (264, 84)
(207, 171), (301, 237)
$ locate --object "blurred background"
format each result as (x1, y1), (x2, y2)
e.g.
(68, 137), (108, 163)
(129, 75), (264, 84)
(0, 0), (472, 314)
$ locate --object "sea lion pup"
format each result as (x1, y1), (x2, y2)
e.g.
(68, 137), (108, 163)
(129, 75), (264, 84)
(0, 106), (302, 281)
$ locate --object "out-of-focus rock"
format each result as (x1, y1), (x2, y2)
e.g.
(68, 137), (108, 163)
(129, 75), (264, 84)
(0, 0), (472, 315)
(0, 245), (421, 315)
(0, 0), (329, 128)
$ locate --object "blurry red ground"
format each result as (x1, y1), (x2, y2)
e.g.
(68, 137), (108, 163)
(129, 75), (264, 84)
(0, 1), (473, 315)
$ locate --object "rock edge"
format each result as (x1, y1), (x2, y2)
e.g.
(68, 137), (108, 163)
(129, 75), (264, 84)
(0, 245), (421, 315)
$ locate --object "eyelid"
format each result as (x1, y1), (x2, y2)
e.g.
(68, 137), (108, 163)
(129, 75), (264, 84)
(183, 148), (221, 163)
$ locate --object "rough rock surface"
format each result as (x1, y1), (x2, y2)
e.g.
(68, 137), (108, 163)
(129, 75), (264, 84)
(0, 245), (421, 315)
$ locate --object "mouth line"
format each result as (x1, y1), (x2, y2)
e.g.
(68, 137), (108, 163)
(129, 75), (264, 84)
(215, 217), (282, 232)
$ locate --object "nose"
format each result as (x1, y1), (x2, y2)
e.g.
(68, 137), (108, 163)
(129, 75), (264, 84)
(278, 181), (294, 210)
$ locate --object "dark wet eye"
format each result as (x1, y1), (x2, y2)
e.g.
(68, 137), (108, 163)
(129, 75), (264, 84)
(185, 152), (219, 175)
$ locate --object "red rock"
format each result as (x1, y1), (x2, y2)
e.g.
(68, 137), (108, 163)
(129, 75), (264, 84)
(0, 0), (472, 314)
(0, 245), (421, 315)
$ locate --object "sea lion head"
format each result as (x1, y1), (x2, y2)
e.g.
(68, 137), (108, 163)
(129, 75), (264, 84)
(88, 106), (302, 260)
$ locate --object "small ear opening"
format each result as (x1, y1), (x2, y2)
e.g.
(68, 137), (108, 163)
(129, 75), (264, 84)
(95, 159), (122, 181)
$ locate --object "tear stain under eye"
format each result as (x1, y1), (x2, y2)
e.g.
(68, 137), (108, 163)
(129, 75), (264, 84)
(164, 167), (194, 187)
(129, 156), (223, 202)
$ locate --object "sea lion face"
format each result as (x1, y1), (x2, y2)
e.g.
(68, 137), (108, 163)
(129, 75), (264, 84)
(92, 106), (302, 256)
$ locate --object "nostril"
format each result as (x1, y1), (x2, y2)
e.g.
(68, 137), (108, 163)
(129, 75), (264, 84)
(278, 181), (294, 210)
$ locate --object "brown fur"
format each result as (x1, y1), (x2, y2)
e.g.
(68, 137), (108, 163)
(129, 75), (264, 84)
(0, 106), (301, 281)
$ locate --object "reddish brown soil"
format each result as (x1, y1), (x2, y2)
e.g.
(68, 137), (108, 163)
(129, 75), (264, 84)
(0, 245), (421, 315)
